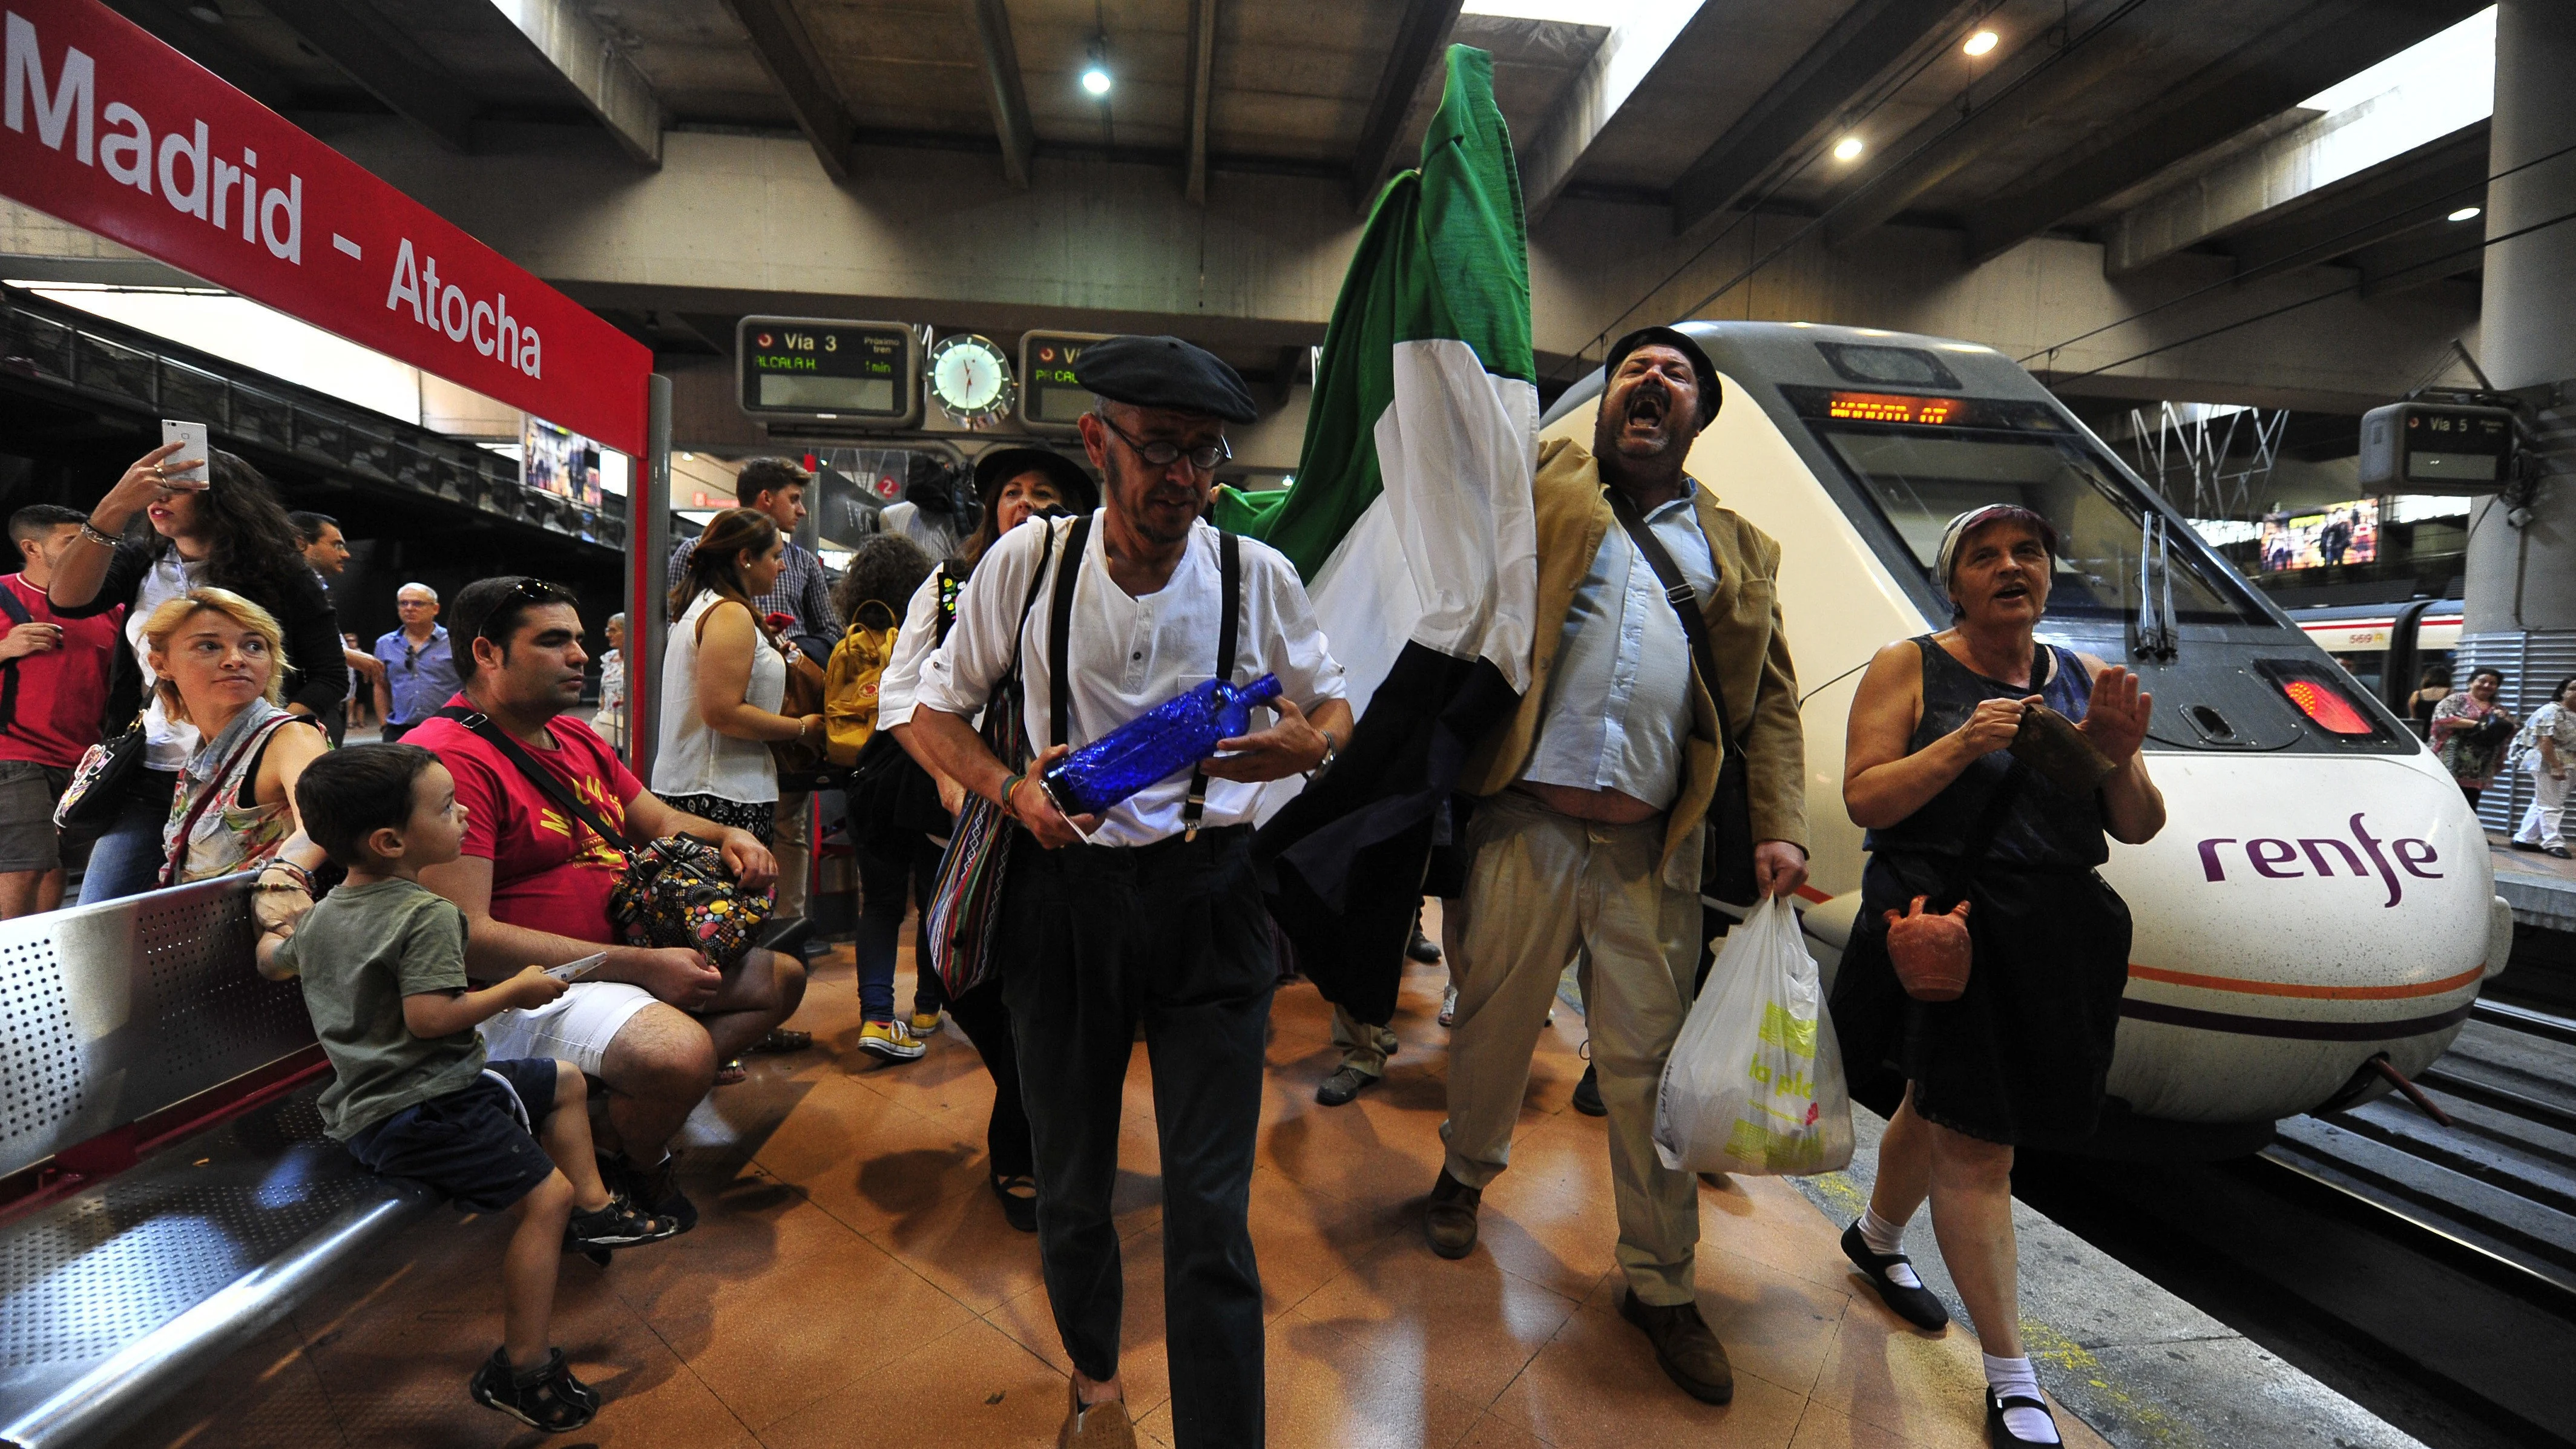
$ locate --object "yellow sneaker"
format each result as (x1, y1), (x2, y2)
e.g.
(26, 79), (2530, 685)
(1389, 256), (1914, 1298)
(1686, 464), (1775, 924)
(909, 1010), (942, 1036)
(858, 1018), (926, 1062)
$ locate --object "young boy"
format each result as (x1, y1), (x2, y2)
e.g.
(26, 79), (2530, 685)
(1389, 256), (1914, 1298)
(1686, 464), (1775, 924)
(261, 743), (679, 1433)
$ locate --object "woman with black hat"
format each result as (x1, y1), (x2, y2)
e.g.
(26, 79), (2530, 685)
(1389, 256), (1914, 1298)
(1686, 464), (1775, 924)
(863, 445), (1096, 1226)
(1832, 504), (2164, 1448)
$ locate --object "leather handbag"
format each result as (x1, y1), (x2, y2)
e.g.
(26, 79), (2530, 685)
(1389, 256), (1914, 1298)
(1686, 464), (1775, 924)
(432, 705), (774, 965)
(54, 719), (147, 831)
(770, 633), (830, 777)
(1603, 487), (1760, 905)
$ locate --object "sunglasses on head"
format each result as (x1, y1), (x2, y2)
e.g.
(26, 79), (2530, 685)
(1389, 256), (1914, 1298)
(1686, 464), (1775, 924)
(475, 579), (575, 643)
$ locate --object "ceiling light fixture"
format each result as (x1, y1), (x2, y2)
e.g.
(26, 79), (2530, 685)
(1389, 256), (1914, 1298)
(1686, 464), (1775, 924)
(1081, 37), (1112, 97)
(1963, 30), (1998, 56)
(1833, 136), (1865, 162)
(2448, 205), (2483, 222)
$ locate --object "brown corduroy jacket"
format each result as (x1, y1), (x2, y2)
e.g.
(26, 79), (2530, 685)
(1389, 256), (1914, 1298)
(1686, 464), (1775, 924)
(1461, 437), (1809, 887)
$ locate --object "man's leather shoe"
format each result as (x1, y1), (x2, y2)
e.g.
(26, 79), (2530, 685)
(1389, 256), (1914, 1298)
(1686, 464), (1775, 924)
(1424, 1169), (1481, 1259)
(1316, 1065), (1377, 1107)
(1618, 1289), (1733, 1404)
(1570, 1063), (1606, 1117)
(1056, 1382), (1136, 1449)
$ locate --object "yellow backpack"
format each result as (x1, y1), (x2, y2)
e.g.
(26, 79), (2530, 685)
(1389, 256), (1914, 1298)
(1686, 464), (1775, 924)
(822, 603), (901, 766)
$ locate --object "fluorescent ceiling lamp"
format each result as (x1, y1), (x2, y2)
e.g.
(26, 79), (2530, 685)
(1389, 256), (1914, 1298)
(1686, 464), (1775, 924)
(2448, 205), (2483, 222)
(2301, 7), (2494, 116)
(19, 283), (429, 424)
(1459, 0), (1632, 21)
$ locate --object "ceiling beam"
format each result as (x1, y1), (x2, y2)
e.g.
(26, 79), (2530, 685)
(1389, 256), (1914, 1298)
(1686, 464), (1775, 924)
(1668, 0), (1975, 235)
(100, 1), (295, 110)
(494, 0), (665, 167)
(1962, 0), (2491, 264)
(254, 0), (479, 153)
(1824, 0), (2154, 249)
(720, 0), (862, 185)
(1183, 0), (1219, 204)
(2355, 220), (2489, 298)
(1519, 1), (1704, 227)
(964, 0), (1036, 188)
(2221, 128), (2489, 278)
(1347, 0), (1464, 210)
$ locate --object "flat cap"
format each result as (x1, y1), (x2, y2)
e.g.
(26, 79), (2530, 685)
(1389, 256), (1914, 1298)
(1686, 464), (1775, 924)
(1603, 326), (1720, 427)
(1074, 335), (1259, 425)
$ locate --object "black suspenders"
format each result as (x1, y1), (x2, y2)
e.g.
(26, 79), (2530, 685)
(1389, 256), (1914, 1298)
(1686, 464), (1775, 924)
(1045, 521), (1241, 840)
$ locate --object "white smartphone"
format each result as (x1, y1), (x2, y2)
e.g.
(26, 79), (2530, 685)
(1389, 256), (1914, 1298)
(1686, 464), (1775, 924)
(159, 419), (209, 483)
(545, 951), (609, 984)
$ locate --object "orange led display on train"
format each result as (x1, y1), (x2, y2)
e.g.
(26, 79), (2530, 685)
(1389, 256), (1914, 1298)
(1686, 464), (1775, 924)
(1825, 392), (1957, 424)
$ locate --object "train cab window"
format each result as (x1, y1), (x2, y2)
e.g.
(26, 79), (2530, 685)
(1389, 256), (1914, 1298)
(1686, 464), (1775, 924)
(1788, 390), (2269, 626)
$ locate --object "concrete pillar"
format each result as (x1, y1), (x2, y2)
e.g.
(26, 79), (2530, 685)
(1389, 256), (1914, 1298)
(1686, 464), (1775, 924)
(2459, 0), (2576, 830)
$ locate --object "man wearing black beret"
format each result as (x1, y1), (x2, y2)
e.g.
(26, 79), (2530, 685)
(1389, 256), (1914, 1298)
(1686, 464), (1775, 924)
(910, 334), (1354, 1448)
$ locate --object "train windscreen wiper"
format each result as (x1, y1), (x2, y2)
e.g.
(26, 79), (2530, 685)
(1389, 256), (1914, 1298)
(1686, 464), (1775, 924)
(2134, 514), (2178, 660)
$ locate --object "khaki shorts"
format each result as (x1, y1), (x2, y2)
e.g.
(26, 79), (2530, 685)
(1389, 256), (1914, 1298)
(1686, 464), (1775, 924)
(0, 761), (71, 874)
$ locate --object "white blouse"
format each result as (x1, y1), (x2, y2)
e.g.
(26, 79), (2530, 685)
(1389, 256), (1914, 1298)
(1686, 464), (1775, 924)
(652, 591), (787, 806)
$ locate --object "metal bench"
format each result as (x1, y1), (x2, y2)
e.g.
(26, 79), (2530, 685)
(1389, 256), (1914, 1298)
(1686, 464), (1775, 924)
(0, 876), (433, 1449)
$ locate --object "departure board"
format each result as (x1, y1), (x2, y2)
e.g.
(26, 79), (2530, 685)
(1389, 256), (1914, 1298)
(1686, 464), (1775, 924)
(2358, 401), (2515, 491)
(737, 317), (920, 426)
(1020, 330), (1111, 432)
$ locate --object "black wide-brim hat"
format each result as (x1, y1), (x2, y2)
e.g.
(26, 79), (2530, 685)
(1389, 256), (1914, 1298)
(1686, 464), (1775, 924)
(1603, 325), (1721, 427)
(973, 445), (1099, 514)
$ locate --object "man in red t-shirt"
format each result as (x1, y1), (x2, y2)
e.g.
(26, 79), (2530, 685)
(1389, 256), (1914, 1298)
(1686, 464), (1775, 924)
(0, 505), (125, 917)
(409, 576), (806, 1230)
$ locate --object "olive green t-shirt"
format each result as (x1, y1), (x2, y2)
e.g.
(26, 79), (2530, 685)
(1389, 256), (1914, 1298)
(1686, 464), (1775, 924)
(278, 877), (487, 1140)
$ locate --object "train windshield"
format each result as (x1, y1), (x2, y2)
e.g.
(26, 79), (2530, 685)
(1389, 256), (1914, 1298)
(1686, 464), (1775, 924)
(1786, 388), (2269, 626)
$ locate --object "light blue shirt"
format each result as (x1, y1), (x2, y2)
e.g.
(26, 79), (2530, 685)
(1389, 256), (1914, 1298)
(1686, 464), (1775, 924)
(373, 623), (461, 726)
(1521, 494), (1717, 808)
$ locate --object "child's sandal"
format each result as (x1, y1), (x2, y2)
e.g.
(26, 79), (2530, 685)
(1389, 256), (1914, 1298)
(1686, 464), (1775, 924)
(469, 1347), (598, 1432)
(566, 1195), (683, 1251)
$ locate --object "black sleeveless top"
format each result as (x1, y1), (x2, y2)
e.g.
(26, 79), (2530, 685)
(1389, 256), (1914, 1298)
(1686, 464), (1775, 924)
(1864, 636), (2108, 872)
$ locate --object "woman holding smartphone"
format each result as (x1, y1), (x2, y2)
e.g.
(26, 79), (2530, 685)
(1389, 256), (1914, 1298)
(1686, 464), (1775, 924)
(50, 442), (347, 902)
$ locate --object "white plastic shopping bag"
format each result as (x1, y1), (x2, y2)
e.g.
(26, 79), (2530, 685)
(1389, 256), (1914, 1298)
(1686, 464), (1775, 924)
(1653, 895), (1855, 1176)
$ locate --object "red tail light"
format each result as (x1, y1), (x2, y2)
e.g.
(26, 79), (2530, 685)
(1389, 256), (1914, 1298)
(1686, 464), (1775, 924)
(2278, 676), (2376, 735)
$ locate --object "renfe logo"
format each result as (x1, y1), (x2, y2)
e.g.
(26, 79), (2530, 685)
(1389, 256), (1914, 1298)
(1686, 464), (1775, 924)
(2197, 813), (2440, 907)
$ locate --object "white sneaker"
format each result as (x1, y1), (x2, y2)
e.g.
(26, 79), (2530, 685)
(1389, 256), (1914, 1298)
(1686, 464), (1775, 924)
(1439, 985), (1458, 1028)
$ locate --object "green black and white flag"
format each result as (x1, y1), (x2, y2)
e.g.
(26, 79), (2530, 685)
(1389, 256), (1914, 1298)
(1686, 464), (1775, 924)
(1241, 44), (1537, 1024)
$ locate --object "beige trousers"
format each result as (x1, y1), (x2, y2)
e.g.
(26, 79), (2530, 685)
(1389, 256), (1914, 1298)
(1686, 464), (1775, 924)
(1442, 790), (1702, 1306)
(773, 791), (809, 921)
(1331, 1002), (1400, 1077)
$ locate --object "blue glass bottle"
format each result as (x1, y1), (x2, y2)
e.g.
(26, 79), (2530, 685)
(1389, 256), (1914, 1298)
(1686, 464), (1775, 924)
(1042, 674), (1284, 816)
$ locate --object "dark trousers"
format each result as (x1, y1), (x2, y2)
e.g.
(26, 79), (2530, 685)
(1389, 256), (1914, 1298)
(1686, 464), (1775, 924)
(856, 836), (938, 1020)
(1000, 826), (1274, 1448)
(947, 978), (1033, 1180)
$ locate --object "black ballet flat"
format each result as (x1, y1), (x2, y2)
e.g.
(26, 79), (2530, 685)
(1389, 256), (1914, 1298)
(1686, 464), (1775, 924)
(1987, 1389), (2063, 1448)
(1841, 1221), (1950, 1331)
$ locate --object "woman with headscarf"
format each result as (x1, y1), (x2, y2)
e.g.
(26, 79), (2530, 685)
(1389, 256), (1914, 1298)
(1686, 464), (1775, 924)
(1829, 505), (2165, 1449)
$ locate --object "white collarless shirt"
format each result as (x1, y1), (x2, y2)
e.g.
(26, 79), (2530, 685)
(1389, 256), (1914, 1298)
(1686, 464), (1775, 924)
(913, 516), (1346, 847)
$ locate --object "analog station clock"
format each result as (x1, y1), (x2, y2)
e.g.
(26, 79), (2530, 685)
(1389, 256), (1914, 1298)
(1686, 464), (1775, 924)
(927, 333), (1016, 427)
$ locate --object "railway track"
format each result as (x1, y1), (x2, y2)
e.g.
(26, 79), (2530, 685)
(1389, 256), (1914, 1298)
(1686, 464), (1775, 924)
(2012, 998), (2576, 1449)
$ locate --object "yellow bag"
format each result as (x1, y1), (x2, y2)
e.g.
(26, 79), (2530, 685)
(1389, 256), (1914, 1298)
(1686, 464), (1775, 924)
(822, 604), (900, 766)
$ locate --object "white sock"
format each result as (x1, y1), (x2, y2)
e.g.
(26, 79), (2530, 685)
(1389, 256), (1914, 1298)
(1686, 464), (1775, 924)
(1982, 1353), (2059, 1444)
(1857, 1208), (1922, 1289)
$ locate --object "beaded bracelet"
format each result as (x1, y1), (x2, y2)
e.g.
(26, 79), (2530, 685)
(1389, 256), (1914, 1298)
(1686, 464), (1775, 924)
(998, 772), (1025, 813)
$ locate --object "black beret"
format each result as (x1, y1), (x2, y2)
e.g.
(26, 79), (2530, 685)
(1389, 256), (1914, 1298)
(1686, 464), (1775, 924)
(1074, 335), (1260, 425)
(974, 445), (1098, 515)
(1603, 326), (1721, 427)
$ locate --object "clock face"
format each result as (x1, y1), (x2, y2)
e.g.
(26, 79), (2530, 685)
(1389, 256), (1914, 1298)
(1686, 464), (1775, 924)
(929, 334), (1015, 424)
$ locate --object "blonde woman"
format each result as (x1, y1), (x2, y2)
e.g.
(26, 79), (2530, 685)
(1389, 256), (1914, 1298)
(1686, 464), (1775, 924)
(143, 588), (330, 930)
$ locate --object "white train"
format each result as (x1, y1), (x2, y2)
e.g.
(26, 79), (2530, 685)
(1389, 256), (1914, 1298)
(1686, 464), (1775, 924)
(1540, 321), (2515, 1154)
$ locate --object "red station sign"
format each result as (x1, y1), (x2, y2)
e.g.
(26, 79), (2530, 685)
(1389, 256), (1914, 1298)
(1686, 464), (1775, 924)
(1, 0), (650, 454)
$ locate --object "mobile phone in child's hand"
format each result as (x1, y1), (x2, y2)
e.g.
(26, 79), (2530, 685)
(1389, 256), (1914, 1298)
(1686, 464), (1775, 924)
(159, 419), (209, 483)
(546, 950), (609, 984)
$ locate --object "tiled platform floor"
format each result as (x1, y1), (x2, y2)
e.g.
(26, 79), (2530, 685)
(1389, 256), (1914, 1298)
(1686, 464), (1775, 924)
(114, 919), (2106, 1449)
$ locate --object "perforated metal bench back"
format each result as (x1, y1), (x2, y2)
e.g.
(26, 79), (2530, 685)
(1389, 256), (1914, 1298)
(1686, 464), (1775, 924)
(0, 875), (312, 1180)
